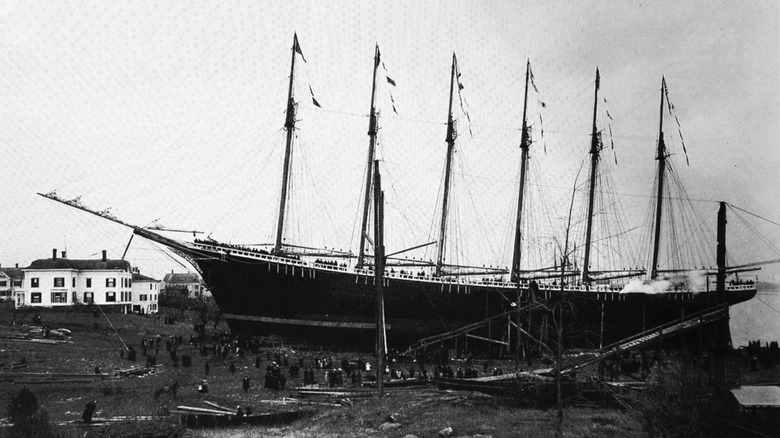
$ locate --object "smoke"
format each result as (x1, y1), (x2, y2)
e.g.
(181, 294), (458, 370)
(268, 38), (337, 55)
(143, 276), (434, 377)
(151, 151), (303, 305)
(619, 270), (710, 294)
(687, 270), (708, 291)
(620, 278), (672, 294)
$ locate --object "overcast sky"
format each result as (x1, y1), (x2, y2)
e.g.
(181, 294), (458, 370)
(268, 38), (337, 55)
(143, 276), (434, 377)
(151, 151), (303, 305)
(0, 0), (777, 283)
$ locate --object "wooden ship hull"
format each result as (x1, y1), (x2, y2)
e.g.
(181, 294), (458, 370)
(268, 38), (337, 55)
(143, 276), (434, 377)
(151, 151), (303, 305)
(163, 237), (757, 349)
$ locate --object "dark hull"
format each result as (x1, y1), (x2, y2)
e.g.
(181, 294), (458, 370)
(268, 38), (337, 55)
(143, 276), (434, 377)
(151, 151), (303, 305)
(183, 244), (756, 350)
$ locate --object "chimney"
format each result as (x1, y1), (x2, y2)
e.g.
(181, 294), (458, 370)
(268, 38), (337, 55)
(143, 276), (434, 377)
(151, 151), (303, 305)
(102, 250), (107, 261)
(15, 263), (18, 268)
(52, 248), (57, 259)
(61, 251), (67, 259)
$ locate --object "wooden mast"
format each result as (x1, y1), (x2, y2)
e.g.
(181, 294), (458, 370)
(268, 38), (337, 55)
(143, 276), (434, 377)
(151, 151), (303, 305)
(273, 34), (300, 255)
(648, 77), (667, 280)
(716, 202), (727, 300)
(373, 159), (386, 397)
(581, 68), (601, 283)
(436, 52), (458, 276)
(510, 60), (532, 283)
(357, 44), (382, 269)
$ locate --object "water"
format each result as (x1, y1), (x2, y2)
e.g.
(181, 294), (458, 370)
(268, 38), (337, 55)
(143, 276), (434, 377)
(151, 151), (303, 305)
(730, 290), (780, 347)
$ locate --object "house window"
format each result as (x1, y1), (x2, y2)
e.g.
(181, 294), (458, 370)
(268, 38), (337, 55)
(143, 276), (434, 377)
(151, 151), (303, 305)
(86, 278), (92, 288)
(72, 278), (76, 287)
(13, 280), (21, 288)
(84, 292), (94, 303)
(31, 278), (39, 288)
(128, 279), (132, 287)
(0, 280), (6, 287)
(106, 278), (116, 287)
(106, 292), (116, 302)
(31, 292), (42, 303)
(51, 292), (67, 303)
(54, 277), (65, 288)
(140, 294), (147, 301)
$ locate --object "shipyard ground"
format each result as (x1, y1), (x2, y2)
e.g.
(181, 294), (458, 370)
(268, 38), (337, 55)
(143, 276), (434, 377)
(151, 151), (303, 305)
(0, 303), (776, 437)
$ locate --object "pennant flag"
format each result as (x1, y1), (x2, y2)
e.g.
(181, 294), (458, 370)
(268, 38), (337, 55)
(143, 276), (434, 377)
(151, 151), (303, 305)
(608, 125), (615, 149)
(664, 87), (675, 111)
(606, 110), (613, 121)
(674, 115), (689, 165)
(386, 76), (396, 86)
(458, 92), (472, 137)
(309, 85), (320, 108)
(539, 114), (545, 138)
(375, 48), (381, 67)
(529, 67), (539, 93)
(454, 62), (472, 137)
(294, 39), (307, 62)
(538, 99), (547, 108)
(389, 91), (398, 114)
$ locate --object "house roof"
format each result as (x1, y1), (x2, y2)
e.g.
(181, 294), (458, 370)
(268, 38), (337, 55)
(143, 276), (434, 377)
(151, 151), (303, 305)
(132, 272), (159, 283)
(0, 268), (24, 280)
(26, 258), (131, 271)
(163, 272), (201, 284)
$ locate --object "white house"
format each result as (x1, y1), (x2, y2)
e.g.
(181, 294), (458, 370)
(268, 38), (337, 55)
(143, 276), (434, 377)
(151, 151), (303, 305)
(131, 269), (160, 314)
(161, 272), (210, 299)
(0, 271), (10, 301)
(18, 249), (133, 311)
(0, 264), (24, 303)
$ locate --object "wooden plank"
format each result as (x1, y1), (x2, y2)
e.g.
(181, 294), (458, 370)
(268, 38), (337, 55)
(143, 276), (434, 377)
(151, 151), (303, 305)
(203, 401), (237, 413)
(175, 405), (232, 416)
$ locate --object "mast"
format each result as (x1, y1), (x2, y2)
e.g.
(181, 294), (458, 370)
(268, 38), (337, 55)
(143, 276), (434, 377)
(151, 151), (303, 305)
(373, 159), (386, 396)
(510, 60), (532, 283)
(581, 68), (601, 283)
(436, 52), (458, 276)
(357, 44), (382, 269)
(648, 77), (667, 280)
(716, 202), (727, 300)
(273, 34), (300, 255)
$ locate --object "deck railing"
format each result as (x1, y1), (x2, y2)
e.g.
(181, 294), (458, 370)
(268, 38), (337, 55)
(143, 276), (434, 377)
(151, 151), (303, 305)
(189, 242), (756, 294)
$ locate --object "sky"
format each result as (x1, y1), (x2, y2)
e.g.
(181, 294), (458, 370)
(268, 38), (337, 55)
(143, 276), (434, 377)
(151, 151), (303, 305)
(0, 0), (778, 292)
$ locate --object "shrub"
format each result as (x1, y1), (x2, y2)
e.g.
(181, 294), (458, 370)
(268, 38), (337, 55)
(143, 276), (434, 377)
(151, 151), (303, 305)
(631, 359), (738, 437)
(6, 387), (55, 438)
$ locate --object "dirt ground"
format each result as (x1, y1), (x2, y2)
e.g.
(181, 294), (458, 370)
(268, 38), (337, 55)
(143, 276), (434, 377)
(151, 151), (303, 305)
(3, 303), (741, 437)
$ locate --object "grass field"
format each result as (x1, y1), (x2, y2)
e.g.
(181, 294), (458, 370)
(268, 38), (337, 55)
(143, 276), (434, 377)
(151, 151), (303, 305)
(0, 303), (647, 437)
